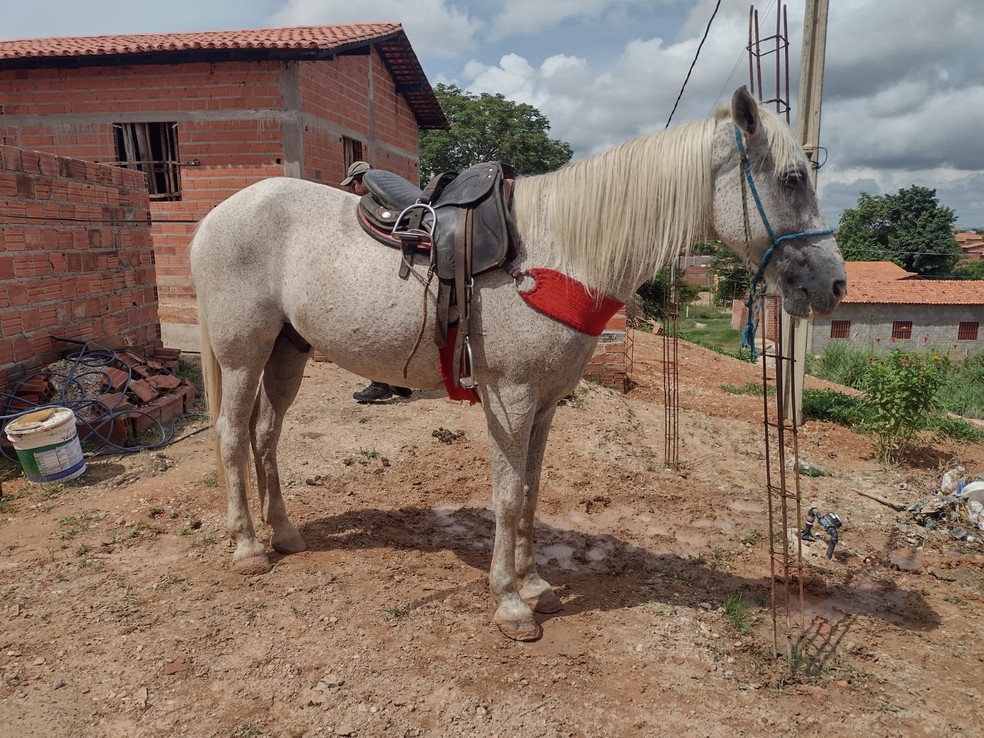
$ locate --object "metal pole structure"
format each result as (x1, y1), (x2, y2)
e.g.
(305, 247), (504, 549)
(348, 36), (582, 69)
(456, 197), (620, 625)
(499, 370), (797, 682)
(784, 0), (830, 426)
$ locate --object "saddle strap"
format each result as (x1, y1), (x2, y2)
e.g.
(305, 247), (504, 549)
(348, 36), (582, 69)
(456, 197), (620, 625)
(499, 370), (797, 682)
(451, 207), (471, 388)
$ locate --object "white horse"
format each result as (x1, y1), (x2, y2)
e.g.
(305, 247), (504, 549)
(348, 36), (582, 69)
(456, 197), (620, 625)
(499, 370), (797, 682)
(191, 87), (846, 641)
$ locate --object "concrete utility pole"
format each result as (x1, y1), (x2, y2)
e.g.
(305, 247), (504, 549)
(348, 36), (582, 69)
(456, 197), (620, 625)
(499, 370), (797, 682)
(784, 0), (829, 425)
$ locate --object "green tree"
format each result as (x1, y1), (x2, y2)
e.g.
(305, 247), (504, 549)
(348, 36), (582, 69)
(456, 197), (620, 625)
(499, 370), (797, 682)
(836, 186), (961, 275)
(953, 260), (984, 280)
(706, 241), (751, 305)
(420, 83), (573, 181)
(636, 269), (701, 321)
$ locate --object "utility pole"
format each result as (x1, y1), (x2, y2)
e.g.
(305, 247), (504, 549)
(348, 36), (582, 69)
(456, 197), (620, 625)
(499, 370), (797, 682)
(784, 0), (829, 426)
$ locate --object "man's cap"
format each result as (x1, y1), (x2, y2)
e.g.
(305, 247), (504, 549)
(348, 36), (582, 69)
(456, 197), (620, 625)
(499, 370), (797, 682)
(340, 160), (370, 186)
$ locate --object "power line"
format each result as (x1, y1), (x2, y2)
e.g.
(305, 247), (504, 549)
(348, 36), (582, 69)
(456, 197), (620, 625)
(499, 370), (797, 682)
(665, 0), (723, 129)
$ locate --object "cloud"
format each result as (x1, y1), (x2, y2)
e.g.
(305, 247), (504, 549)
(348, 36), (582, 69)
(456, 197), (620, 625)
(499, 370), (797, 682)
(268, 0), (482, 56)
(488, 0), (680, 39)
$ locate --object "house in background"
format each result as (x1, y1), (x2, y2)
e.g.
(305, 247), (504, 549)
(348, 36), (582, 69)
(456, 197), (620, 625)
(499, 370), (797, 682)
(955, 231), (984, 264)
(809, 261), (984, 356)
(0, 24), (448, 303)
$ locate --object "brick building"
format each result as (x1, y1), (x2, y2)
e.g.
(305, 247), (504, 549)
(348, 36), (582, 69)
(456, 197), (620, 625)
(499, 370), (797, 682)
(0, 25), (633, 391)
(0, 24), (447, 300)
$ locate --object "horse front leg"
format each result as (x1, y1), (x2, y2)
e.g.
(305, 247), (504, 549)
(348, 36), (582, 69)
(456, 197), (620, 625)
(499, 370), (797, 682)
(516, 403), (563, 615)
(483, 388), (540, 641)
(250, 336), (310, 556)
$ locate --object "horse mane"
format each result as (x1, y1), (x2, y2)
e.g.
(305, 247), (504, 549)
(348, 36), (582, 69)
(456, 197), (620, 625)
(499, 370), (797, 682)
(512, 102), (803, 297)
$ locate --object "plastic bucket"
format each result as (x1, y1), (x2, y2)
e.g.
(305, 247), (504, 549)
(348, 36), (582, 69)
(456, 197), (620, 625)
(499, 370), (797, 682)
(4, 407), (86, 484)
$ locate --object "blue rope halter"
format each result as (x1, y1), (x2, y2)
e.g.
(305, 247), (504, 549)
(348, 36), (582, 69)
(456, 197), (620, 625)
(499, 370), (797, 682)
(734, 125), (833, 359)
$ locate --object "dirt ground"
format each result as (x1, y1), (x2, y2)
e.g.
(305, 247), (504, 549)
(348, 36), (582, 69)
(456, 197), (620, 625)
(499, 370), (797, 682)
(1, 329), (983, 738)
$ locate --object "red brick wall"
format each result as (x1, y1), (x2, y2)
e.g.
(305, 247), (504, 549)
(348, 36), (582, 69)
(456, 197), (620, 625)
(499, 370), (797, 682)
(0, 52), (424, 299)
(0, 146), (160, 389)
(298, 51), (421, 186)
(583, 308), (629, 390)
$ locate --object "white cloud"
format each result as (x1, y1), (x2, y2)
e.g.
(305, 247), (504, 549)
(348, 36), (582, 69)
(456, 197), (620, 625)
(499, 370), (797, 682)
(268, 0), (483, 56)
(488, 0), (680, 39)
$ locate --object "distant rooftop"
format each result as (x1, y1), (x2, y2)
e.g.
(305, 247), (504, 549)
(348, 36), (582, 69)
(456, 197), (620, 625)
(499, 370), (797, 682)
(842, 278), (984, 306)
(843, 261), (916, 281)
(0, 24), (448, 129)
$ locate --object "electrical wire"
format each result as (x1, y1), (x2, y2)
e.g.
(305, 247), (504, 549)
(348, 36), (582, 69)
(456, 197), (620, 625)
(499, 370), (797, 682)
(665, 0), (723, 129)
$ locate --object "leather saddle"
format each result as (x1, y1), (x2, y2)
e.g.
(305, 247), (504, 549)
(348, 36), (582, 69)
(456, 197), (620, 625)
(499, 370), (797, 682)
(355, 163), (521, 391)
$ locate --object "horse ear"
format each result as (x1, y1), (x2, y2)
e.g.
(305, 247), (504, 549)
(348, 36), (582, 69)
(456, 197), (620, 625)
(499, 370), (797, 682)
(731, 86), (760, 137)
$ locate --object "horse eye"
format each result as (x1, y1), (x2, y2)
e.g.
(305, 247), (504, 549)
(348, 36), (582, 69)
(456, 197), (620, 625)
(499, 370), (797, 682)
(781, 168), (807, 189)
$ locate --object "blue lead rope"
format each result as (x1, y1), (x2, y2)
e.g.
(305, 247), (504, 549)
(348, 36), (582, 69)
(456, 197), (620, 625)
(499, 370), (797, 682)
(733, 125), (833, 359)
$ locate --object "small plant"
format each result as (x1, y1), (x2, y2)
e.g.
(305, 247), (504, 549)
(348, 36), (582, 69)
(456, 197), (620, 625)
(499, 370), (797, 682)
(0, 494), (17, 514)
(147, 506), (165, 518)
(738, 530), (763, 546)
(724, 593), (751, 635)
(359, 448), (379, 460)
(237, 724), (263, 738)
(859, 349), (950, 462)
(202, 471), (219, 487)
(58, 512), (97, 540)
(386, 602), (411, 621)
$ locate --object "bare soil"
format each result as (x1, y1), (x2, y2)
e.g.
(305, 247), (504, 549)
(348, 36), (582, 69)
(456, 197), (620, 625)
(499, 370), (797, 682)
(2, 330), (982, 738)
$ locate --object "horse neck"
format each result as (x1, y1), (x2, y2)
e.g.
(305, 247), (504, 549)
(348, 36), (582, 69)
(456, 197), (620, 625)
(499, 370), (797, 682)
(513, 117), (716, 301)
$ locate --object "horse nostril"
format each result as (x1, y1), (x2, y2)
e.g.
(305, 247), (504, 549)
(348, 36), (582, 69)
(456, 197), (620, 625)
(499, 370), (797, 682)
(832, 279), (847, 300)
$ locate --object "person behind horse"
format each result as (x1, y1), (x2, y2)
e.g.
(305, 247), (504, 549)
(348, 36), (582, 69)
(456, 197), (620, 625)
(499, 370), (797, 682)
(340, 160), (413, 403)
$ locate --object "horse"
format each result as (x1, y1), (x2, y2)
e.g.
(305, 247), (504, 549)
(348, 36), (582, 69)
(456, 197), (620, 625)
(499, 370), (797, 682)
(191, 87), (846, 641)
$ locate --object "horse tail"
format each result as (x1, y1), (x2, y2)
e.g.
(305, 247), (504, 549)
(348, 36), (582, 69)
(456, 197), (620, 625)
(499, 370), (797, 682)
(197, 295), (226, 486)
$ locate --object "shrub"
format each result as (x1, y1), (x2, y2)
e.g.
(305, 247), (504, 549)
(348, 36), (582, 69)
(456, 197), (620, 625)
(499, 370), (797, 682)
(802, 388), (865, 426)
(858, 349), (950, 462)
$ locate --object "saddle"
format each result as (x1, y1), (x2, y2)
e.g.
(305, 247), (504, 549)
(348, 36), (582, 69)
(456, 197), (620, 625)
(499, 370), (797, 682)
(356, 162), (521, 394)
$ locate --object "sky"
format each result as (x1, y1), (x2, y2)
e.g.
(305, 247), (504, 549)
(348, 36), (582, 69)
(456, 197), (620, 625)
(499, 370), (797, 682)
(2, 0), (983, 228)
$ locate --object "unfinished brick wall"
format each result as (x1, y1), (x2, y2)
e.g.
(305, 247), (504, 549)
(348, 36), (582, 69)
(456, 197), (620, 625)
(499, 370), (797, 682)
(0, 50), (423, 300)
(583, 309), (629, 390)
(0, 146), (160, 389)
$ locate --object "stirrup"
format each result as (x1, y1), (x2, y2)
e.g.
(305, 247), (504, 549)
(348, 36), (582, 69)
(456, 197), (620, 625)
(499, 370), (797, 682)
(458, 335), (476, 389)
(392, 202), (436, 244)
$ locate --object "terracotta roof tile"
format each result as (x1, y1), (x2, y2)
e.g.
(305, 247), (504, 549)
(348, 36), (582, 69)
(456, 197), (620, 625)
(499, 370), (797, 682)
(842, 279), (984, 305)
(843, 261), (916, 281)
(0, 24), (402, 59)
(0, 24), (448, 129)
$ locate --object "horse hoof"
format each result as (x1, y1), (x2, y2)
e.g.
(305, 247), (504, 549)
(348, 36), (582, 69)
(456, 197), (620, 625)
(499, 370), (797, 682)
(524, 587), (562, 614)
(495, 615), (542, 642)
(234, 555), (273, 576)
(271, 530), (307, 555)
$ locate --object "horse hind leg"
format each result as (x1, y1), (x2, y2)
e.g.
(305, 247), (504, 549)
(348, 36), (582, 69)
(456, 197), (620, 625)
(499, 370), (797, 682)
(250, 334), (310, 556)
(214, 360), (274, 575)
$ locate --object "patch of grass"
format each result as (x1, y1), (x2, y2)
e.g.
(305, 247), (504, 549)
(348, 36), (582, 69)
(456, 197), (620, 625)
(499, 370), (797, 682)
(359, 448), (379, 460)
(723, 593), (751, 635)
(202, 471), (219, 487)
(147, 506), (165, 519)
(925, 414), (984, 442)
(738, 531), (763, 546)
(177, 358), (203, 392)
(0, 494), (17, 514)
(385, 602), (411, 621)
(801, 388), (865, 426)
(237, 723), (263, 738)
(58, 511), (98, 540)
(721, 382), (775, 397)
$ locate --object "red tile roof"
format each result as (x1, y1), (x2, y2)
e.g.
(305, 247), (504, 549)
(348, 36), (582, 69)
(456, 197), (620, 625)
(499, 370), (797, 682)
(0, 25), (448, 129)
(842, 279), (984, 305)
(0, 24), (399, 59)
(843, 261), (915, 281)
